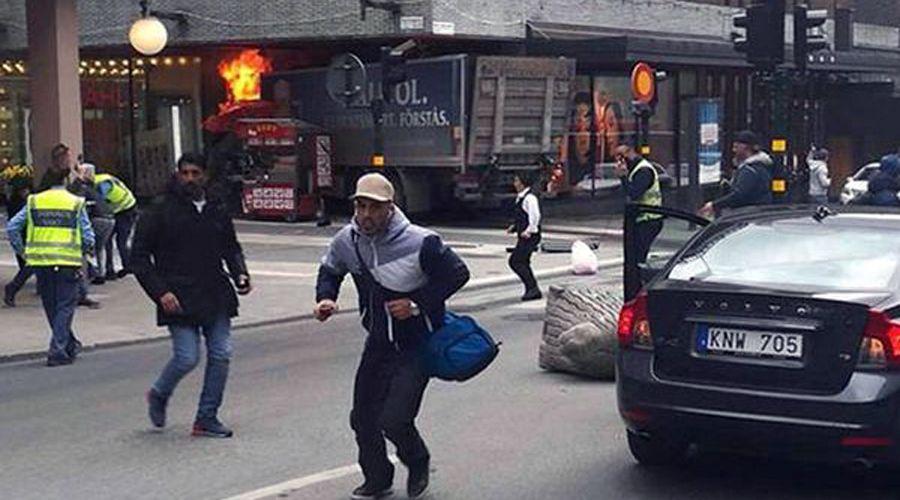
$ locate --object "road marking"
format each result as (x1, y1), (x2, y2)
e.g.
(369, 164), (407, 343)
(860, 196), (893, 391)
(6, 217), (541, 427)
(221, 456), (398, 500)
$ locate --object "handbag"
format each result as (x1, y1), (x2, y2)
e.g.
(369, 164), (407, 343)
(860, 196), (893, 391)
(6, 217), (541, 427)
(352, 233), (500, 381)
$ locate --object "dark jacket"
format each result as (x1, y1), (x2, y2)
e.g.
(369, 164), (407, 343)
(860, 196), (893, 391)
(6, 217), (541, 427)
(712, 152), (774, 211)
(316, 210), (470, 351)
(132, 183), (248, 326)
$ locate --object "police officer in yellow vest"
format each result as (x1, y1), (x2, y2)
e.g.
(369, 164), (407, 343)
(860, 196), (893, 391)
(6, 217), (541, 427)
(614, 145), (663, 264)
(7, 162), (95, 366)
(92, 171), (136, 280)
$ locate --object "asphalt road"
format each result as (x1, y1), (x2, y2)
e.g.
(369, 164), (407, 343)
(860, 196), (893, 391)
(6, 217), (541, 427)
(2, 269), (898, 500)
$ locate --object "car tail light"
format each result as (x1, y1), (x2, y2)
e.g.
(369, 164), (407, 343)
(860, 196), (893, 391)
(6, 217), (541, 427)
(618, 292), (653, 350)
(857, 310), (900, 370)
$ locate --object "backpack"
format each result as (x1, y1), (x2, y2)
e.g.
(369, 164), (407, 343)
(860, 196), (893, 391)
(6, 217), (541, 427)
(422, 312), (501, 382)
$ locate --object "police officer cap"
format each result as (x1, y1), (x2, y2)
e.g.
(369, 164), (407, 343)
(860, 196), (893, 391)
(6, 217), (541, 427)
(734, 130), (762, 147)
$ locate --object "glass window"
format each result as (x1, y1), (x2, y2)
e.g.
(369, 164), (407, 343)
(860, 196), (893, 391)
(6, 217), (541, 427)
(668, 216), (900, 291)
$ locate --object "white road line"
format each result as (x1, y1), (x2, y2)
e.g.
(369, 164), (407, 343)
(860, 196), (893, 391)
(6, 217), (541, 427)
(221, 456), (398, 500)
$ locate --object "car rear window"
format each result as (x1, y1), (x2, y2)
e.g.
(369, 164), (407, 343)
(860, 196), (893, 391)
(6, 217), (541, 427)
(668, 216), (900, 291)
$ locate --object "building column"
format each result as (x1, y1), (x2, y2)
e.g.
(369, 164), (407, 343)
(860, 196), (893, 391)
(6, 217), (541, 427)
(26, 0), (82, 180)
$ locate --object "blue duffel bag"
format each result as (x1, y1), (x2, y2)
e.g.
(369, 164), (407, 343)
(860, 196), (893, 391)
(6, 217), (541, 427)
(422, 312), (500, 382)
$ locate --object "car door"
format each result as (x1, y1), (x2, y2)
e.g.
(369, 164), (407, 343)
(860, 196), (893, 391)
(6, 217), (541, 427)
(623, 203), (710, 302)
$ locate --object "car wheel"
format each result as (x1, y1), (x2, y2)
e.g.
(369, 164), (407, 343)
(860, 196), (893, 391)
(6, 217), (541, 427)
(626, 430), (688, 466)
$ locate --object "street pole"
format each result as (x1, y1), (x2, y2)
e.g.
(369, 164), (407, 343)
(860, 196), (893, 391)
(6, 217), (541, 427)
(127, 54), (138, 189)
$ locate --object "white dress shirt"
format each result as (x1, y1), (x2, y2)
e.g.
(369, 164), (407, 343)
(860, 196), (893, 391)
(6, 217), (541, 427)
(517, 188), (541, 236)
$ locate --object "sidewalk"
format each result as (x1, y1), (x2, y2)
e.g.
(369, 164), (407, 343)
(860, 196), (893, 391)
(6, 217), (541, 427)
(0, 221), (596, 363)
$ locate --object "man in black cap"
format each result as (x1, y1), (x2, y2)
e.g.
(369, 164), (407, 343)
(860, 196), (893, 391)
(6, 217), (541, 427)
(699, 130), (773, 217)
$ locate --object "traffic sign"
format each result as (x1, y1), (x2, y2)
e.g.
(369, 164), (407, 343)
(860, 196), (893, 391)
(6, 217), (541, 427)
(325, 53), (367, 108)
(631, 62), (656, 105)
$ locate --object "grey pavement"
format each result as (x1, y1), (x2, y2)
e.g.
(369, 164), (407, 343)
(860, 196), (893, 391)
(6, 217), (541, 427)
(1, 286), (893, 500)
(0, 216), (624, 362)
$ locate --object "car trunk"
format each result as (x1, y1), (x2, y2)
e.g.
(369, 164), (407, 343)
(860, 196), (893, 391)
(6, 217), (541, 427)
(648, 284), (872, 395)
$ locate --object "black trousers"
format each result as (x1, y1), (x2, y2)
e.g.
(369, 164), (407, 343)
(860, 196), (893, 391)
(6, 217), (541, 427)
(351, 341), (430, 486)
(509, 234), (540, 292)
(107, 208), (137, 273)
(635, 219), (664, 264)
(4, 254), (34, 299)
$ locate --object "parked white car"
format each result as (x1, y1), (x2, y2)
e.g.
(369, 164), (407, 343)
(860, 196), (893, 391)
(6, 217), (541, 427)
(840, 162), (880, 204)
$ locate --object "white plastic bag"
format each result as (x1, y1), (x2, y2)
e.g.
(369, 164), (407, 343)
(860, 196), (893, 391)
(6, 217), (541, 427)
(570, 240), (599, 275)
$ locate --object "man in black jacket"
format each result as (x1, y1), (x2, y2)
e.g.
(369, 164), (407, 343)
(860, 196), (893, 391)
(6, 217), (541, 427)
(699, 130), (773, 217)
(132, 153), (251, 438)
(314, 173), (470, 500)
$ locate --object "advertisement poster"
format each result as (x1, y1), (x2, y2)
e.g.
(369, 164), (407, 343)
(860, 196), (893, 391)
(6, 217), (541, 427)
(698, 100), (722, 185)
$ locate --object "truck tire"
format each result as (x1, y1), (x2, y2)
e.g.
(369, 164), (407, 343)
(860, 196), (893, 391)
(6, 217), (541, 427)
(626, 430), (688, 467)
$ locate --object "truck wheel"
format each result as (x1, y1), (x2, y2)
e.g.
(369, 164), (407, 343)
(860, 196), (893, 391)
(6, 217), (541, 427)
(626, 430), (688, 467)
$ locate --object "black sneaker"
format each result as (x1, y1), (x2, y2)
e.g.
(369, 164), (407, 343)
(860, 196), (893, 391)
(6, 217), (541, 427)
(350, 482), (393, 499)
(91, 276), (106, 286)
(146, 389), (168, 428)
(521, 288), (543, 302)
(104, 272), (118, 282)
(192, 418), (233, 438)
(66, 338), (83, 359)
(46, 355), (74, 367)
(78, 298), (101, 309)
(407, 462), (430, 499)
(116, 269), (130, 279)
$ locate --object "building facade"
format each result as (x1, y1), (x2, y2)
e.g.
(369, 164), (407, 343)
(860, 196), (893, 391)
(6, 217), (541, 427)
(1, 0), (899, 205)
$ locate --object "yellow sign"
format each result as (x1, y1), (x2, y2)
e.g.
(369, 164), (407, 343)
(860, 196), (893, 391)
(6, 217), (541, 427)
(640, 145), (651, 155)
(771, 138), (787, 153)
(371, 155), (385, 167)
(772, 179), (787, 193)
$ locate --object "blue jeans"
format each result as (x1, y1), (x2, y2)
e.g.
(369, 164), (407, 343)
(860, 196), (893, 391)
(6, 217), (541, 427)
(35, 267), (80, 360)
(152, 314), (233, 421)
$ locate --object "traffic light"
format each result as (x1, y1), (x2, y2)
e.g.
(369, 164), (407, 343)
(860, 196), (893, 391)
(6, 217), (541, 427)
(794, 4), (829, 72)
(381, 45), (407, 101)
(732, 1), (785, 68)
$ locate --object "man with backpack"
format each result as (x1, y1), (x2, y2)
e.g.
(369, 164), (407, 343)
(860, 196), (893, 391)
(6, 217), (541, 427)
(314, 172), (470, 499)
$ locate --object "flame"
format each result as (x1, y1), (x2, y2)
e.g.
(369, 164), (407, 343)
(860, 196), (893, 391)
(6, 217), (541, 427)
(217, 49), (272, 113)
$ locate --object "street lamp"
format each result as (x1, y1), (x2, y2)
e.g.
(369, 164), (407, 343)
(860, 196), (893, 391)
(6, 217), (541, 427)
(128, 0), (186, 56)
(129, 16), (167, 56)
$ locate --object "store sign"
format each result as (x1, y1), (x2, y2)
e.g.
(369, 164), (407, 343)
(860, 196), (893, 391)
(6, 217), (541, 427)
(315, 135), (333, 189)
(698, 100), (722, 185)
(242, 184), (295, 215)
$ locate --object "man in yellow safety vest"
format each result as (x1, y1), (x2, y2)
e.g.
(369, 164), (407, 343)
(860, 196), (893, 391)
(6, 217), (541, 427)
(92, 171), (136, 279)
(614, 144), (664, 264)
(7, 151), (95, 366)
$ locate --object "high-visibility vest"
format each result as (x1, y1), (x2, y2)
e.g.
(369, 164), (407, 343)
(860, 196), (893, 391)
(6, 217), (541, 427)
(94, 173), (136, 214)
(630, 159), (663, 223)
(24, 189), (85, 267)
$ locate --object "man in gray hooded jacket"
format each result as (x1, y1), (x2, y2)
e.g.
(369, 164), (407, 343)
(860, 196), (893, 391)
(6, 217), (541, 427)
(699, 130), (773, 217)
(315, 172), (470, 500)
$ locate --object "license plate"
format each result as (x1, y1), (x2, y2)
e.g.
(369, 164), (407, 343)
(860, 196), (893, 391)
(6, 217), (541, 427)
(696, 325), (803, 359)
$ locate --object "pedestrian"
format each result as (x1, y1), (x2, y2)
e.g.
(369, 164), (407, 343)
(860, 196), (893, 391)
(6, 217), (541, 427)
(314, 172), (470, 500)
(507, 171), (543, 301)
(614, 144), (663, 264)
(94, 169), (137, 280)
(3, 175), (35, 307)
(865, 154), (900, 207)
(807, 147), (831, 205)
(6, 148), (95, 366)
(699, 130), (773, 217)
(73, 163), (116, 285)
(132, 153), (251, 438)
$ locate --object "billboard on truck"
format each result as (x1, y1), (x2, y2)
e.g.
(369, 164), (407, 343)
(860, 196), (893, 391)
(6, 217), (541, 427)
(261, 55), (466, 169)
